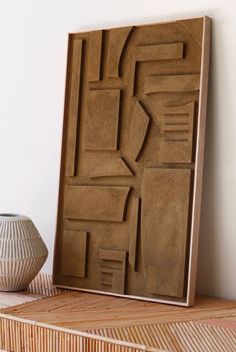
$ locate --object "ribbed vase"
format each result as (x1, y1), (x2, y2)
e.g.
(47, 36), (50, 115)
(0, 214), (48, 291)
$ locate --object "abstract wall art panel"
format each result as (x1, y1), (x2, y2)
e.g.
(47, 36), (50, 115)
(53, 16), (211, 306)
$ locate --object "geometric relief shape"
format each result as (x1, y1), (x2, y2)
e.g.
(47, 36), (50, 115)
(87, 30), (103, 82)
(178, 18), (204, 47)
(144, 74), (200, 94)
(90, 156), (134, 178)
(141, 168), (192, 298)
(129, 198), (140, 271)
(134, 42), (184, 61)
(160, 101), (196, 163)
(131, 42), (184, 95)
(130, 101), (150, 161)
(98, 249), (127, 294)
(83, 90), (120, 151)
(64, 185), (130, 222)
(107, 26), (133, 78)
(65, 39), (83, 177)
(61, 231), (88, 278)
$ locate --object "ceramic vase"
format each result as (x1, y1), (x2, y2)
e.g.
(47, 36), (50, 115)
(0, 213), (48, 291)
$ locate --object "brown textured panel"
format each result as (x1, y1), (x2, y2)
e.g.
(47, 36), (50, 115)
(64, 185), (130, 222)
(90, 156), (133, 178)
(98, 249), (127, 294)
(87, 30), (103, 81)
(141, 168), (191, 298)
(61, 231), (88, 278)
(65, 39), (82, 176)
(160, 101), (196, 163)
(129, 101), (150, 161)
(129, 198), (140, 271)
(53, 17), (211, 306)
(144, 74), (200, 94)
(107, 26), (133, 77)
(83, 89), (120, 150)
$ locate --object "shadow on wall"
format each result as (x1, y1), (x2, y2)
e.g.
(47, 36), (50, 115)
(196, 19), (221, 297)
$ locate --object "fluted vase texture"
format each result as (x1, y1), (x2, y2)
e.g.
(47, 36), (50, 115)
(0, 214), (48, 291)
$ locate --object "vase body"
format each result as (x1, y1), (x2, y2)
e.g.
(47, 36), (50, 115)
(0, 214), (48, 291)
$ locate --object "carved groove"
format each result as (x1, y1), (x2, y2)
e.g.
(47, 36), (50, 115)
(129, 198), (140, 271)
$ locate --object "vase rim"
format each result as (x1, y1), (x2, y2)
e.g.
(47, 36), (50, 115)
(0, 213), (30, 221)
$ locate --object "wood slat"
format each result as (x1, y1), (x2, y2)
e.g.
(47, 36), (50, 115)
(0, 274), (235, 351)
(0, 317), (152, 352)
(2, 291), (236, 331)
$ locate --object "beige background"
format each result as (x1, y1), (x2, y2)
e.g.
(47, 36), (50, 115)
(0, 0), (235, 300)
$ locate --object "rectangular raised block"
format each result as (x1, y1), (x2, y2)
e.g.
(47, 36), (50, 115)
(144, 74), (200, 94)
(141, 168), (192, 298)
(65, 38), (82, 177)
(87, 30), (103, 81)
(133, 43), (184, 62)
(64, 185), (130, 222)
(83, 90), (120, 151)
(61, 231), (88, 278)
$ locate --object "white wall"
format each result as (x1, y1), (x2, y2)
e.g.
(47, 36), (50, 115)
(0, 0), (235, 300)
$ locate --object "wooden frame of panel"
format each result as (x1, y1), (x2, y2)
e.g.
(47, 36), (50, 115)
(53, 16), (211, 306)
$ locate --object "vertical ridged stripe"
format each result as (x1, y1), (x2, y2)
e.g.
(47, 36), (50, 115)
(0, 317), (155, 351)
(87, 320), (236, 352)
(0, 217), (48, 291)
